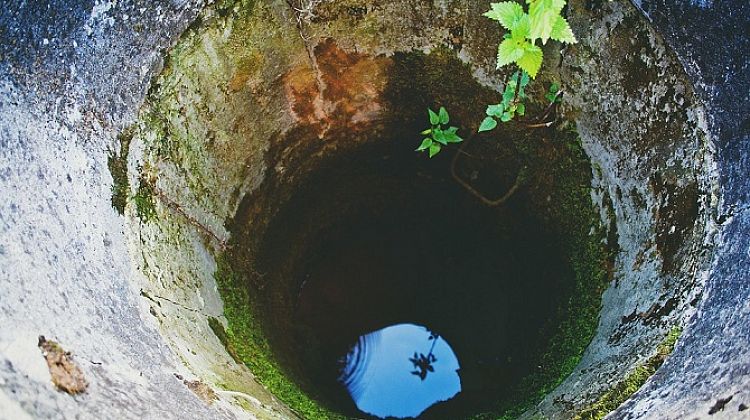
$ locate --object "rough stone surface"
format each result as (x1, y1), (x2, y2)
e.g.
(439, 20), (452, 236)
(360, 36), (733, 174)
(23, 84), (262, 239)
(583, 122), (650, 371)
(0, 0), (747, 420)
(520, 0), (720, 416)
(0, 0), (282, 419)
(612, 0), (750, 418)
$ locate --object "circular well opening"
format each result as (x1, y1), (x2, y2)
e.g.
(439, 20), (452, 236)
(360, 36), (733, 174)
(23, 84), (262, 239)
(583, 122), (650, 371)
(229, 125), (609, 418)
(123, 2), (716, 417)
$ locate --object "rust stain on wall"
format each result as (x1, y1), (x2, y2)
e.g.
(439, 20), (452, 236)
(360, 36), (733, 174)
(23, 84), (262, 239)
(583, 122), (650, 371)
(283, 38), (391, 137)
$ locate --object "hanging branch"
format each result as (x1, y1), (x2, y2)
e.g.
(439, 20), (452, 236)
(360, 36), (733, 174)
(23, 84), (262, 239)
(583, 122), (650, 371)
(523, 87), (563, 128)
(450, 134), (525, 207)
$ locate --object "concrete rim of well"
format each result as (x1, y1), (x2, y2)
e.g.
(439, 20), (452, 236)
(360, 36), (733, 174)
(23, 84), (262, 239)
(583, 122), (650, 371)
(2, 0), (746, 419)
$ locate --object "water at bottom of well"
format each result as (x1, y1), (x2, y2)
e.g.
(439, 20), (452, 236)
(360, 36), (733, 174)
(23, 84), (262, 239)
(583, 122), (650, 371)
(338, 323), (461, 419)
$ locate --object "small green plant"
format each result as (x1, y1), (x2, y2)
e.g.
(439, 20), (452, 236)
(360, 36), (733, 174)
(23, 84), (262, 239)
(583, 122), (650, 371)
(484, 0), (577, 78)
(134, 171), (157, 222)
(477, 0), (576, 132)
(479, 70), (530, 131)
(416, 107), (463, 158)
(545, 82), (562, 103)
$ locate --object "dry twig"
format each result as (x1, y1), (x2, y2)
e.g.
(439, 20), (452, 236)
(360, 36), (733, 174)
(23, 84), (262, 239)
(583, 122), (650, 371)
(450, 135), (524, 206)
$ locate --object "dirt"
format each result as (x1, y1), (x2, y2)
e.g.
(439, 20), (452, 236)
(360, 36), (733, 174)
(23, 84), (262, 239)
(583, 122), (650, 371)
(37, 336), (88, 395)
(185, 380), (219, 405)
(174, 373), (218, 405)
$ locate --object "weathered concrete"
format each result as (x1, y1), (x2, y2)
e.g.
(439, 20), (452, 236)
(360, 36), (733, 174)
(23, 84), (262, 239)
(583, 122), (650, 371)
(0, 1), (277, 419)
(612, 0), (750, 418)
(0, 0), (747, 419)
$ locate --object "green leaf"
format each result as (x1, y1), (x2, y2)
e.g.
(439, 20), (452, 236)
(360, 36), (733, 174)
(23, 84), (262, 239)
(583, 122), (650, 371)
(520, 71), (530, 86)
(529, 12), (557, 44)
(534, 0), (567, 14)
(501, 112), (513, 122)
(510, 14), (531, 40)
(428, 108), (439, 125)
(501, 80), (517, 109)
(420, 128), (432, 135)
(487, 104), (505, 117)
(549, 82), (559, 93)
(428, 143), (442, 158)
(549, 15), (577, 44)
(478, 117), (498, 132)
(433, 130), (449, 145)
(483, 2), (526, 31)
(517, 103), (526, 116)
(445, 132), (463, 143)
(439, 106), (449, 124)
(445, 127), (462, 142)
(531, 0), (567, 17)
(517, 43), (543, 78)
(416, 138), (433, 151)
(528, 0), (565, 44)
(497, 38), (525, 69)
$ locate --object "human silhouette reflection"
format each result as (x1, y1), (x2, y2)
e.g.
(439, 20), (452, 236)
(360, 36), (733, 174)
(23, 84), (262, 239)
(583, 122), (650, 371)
(409, 332), (440, 380)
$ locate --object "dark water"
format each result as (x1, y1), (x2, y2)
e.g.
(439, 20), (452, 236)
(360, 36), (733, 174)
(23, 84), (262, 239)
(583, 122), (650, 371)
(339, 323), (461, 418)
(291, 191), (572, 418)
(255, 145), (577, 418)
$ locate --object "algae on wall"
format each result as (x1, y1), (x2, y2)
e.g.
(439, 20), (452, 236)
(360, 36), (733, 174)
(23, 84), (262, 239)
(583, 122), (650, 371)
(524, 0), (717, 416)
(107, 128), (133, 215)
(574, 328), (682, 420)
(119, 0), (317, 418)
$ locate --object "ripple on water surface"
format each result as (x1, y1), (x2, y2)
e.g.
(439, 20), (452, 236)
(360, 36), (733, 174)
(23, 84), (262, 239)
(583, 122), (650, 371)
(339, 323), (461, 419)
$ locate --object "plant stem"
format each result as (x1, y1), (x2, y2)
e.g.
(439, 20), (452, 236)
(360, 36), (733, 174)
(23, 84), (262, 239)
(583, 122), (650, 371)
(450, 134), (524, 206)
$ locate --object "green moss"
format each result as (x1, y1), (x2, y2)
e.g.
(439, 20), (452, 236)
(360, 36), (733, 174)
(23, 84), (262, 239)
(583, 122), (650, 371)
(574, 327), (682, 420)
(231, 394), (257, 412)
(134, 171), (157, 222)
(108, 127), (158, 222)
(130, 0), (306, 226)
(107, 128), (133, 215)
(207, 317), (242, 364)
(213, 255), (345, 420)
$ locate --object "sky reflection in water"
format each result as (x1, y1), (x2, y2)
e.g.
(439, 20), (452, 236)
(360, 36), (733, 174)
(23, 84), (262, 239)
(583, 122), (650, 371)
(339, 323), (461, 419)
